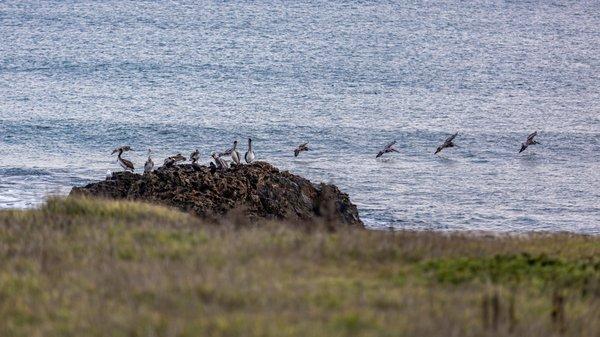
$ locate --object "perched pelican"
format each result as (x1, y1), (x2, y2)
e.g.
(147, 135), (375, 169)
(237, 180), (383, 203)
(244, 138), (255, 163)
(211, 152), (228, 170)
(211, 152), (220, 168)
(114, 147), (134, 172)
(144, 149), (154, 173)
(192, 161), (202, 171)
(164, 153), (186, 167)
(189, 149), (202, 170)
(190, 149), (200, 163)
(231, 141), (241, 165)
(211, 152), (220, 169)
(294, 142), (310, 157)
(376, 141), (398, 158)
(435, 132), (458, 155)
(519, 131), (540, 153)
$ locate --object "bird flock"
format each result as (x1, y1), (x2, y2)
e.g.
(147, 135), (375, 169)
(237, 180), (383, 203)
(377, 131), (539, 157)
(110, 132), (540, 173)
(111, 138), (256, 174)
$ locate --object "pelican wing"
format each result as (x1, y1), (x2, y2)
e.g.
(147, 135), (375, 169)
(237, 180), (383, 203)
(384, 140), (397, 150)
(112, 146), (132, 154)
(445, 132), (458, 144)
(219, 157), (229, 169)
(121, 158), (134, 170)
(219, 147), (233, 157)
(519, 144), (527, 153)
(527, 131), (538, 142)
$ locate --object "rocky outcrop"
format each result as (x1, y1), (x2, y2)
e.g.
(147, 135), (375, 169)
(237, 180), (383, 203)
(70, 162), (363, 227)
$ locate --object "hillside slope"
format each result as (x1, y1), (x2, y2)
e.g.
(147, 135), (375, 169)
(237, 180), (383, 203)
(0, 197), (598, 337)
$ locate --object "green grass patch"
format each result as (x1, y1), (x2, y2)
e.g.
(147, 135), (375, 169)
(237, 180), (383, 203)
(422, 253), (600, 287)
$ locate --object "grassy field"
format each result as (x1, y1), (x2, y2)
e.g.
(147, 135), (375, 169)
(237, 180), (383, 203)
(0, 197), (598, 337)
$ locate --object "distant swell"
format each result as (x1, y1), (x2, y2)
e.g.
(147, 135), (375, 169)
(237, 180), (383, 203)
(0, 167), (52, 177)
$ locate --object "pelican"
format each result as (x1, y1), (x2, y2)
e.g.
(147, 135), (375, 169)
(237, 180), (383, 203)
(211, 152), (220, 169)
(106, 170), (112, 179)
(192, 161), (202, 171)
(144, 149), (154, 173)
(190, 149), (201, 171)
(435, 132), (458, 155)
(294, 142), (310, 157)
(519, 131), (540, 153)
(114, 147), (134, 172)
(244, 138), (255, 163)
(231, 141), (241, 165)
(164, 153), (186, 167)
(211, 152), (228, 170)
(376, 141), (398, 158)
(190, 149), (200, 163)
(189, 149), (202, 171)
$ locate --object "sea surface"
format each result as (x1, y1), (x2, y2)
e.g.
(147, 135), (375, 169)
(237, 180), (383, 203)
(1, 1), (599, 233)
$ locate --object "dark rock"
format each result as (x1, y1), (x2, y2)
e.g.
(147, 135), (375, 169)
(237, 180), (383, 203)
(70, 162), (363, 227)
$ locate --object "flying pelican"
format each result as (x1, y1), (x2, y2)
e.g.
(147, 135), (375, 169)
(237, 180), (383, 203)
(231, 141), (241, 165)
(114, 147), (134, 172)
(164, 153), (186, 167)
(435, 132), (458, 155)
(519, 131), (540, 153)
(144, 149), (154, 173)
(244, 138), (255, 163)
(376, 141), (399, 158)
(190, 149), (200, 163)
(294, 142), (310, 157)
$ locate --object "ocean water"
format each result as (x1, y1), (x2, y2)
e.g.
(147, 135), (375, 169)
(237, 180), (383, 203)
(0, 1), (599, 233)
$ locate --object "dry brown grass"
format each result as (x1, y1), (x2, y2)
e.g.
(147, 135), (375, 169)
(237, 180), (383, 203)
(0, 197), (598, 337)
